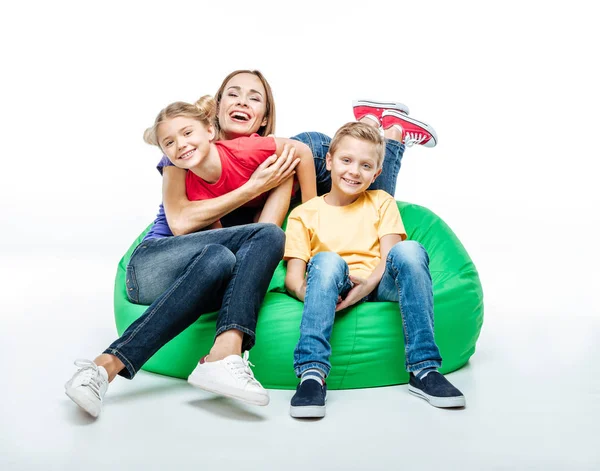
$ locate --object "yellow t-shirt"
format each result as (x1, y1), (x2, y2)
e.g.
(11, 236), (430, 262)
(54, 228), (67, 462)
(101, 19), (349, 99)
(284, 190), (407, 279)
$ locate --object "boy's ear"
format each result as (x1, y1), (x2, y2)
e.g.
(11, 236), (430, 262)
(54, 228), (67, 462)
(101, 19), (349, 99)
(326, 152), (332, 171)
(372, 167), (383, 182)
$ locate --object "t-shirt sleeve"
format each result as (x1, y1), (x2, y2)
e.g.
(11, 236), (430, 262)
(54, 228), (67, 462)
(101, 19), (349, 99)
(156, 155), (174, 175)
(284, 209), (312, 262)
(378, 194), (407, 240)
(223, 136), (277, 170)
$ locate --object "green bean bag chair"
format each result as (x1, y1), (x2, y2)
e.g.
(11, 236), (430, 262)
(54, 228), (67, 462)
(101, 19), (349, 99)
(114, 202), (483, 390)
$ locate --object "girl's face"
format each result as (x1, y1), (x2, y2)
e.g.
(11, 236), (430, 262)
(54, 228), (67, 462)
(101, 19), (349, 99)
(158, 116), (215, 170)
(218, 72), (268, 140)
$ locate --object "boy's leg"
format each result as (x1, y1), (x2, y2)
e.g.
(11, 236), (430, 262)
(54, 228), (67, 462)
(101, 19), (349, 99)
(291, 252), (352, 418)
(374, 241), (465, 408)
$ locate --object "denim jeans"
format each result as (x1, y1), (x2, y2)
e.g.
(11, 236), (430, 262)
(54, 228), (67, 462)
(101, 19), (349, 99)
(293, 242), (442, 377)
(291, 131), (405, 197)
(105, 223), (285, 379)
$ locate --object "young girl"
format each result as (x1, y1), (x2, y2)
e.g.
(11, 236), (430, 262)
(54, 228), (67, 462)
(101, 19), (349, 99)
(143, 95), (316, 230)
(63, 97), (312, 418)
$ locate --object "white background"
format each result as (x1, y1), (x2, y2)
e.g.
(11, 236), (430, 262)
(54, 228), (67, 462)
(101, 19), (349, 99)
(1, 1), (599, 469)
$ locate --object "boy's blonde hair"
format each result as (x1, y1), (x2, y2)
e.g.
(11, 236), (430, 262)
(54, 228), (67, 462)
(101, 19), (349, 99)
(143, 95), (216, 149)
(329, 122), (385, 168)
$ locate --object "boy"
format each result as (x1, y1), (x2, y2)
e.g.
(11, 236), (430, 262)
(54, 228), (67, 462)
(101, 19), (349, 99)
(284, 122), (465, 418)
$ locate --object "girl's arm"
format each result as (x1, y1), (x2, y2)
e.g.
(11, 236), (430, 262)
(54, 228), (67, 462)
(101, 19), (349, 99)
(274, 138), (317, 203)
(285, 258), (308, 302)
(163, 149), (300, 235)
(257, 176), (294, 226)
(335, 233), (403, 311)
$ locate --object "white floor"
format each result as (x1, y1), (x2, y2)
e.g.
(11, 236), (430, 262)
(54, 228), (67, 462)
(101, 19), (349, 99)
(1, 253), (599, 471)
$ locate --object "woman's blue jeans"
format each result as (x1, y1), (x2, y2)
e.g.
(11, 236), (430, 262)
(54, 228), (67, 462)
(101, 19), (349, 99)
(291, 131), (405, 197)
(105, 223), (285, 379)
(293, 241), (442, 377)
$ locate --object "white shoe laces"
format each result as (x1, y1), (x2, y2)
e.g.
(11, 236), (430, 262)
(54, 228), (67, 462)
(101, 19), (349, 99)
(228, 352), (261, 386)
(404, 132), (427, 147)
(73, 359), (105, 399)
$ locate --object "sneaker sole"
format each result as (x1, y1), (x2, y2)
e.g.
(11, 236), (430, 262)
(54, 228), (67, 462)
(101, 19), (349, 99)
(407, 385), (466, 408)
(290, 404), (326, 418)
(64, 387), (101, 418)
(187, 376), (269, 406)
(353, 99), (410, 115)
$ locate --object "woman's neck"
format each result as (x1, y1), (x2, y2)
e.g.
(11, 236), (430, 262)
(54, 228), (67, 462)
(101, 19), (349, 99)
(189, 143), (222, 183)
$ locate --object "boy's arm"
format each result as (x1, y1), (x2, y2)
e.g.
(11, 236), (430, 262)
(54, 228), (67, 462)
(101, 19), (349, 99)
(285, 258), (308, 302)
(336, 233), (403, 311)
(274, 138), (317, 202)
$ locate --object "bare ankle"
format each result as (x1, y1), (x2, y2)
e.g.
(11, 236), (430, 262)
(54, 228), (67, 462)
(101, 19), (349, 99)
(94, 354), (125, 382)
(358, 116), (380, 129)
(383, 125), (403, 142)
(205, 330), (243, 362)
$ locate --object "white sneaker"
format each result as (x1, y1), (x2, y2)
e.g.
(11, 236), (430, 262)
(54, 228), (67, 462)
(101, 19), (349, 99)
(187, 351), (269, 406)
(64, 359), (109, 418)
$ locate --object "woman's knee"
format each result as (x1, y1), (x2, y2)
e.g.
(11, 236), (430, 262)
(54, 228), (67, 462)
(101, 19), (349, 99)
(254, 223), (285, 250)
(199, 244), (237, 277)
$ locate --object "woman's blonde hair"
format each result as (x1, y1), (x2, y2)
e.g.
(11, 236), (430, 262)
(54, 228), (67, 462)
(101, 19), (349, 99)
(214, 69), (276, 138)
(143, 95), (216, 149)
(329, 122), (386, 168)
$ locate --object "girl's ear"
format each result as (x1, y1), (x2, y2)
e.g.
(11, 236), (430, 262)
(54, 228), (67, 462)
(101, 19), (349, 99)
(261, 115), (268, 127)
(208, 124), (217, 141)
(325, 152), (332, 171)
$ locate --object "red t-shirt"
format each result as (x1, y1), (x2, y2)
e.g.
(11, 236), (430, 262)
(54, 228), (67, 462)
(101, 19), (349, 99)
(185, 135), (276, 207)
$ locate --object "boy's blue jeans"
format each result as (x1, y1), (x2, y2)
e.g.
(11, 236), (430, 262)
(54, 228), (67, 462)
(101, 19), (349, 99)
(105, 223), (285, 379)
(293, 241), (442, 377)
(291, 132), (405, 197)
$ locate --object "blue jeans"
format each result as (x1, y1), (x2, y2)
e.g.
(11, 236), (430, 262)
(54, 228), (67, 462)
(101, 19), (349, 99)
(293, 242), (442, 377)
(106, 223), (285, 379)
(291, 132), (405, 197)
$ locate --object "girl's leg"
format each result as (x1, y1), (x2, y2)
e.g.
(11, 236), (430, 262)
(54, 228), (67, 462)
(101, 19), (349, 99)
(291, 132), (332, 196)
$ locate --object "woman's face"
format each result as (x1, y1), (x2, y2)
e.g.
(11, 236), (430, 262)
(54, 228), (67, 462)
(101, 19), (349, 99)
(217, 73), (268, 140)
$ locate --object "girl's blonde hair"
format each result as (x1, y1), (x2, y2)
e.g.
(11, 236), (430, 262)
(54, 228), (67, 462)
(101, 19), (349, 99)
(214, 69), (276, 138)
(143, 95), (217, 149)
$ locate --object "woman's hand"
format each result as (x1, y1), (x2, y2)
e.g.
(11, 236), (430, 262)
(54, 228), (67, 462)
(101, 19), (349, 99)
(247, 144), (300, 194)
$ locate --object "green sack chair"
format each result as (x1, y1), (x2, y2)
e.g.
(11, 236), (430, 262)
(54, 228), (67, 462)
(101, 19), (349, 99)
(114, 202), (483, 390)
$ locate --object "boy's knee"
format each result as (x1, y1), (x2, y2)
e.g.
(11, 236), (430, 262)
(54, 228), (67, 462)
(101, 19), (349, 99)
(308, 252), (347, 282)
(388, 241), (428, 267)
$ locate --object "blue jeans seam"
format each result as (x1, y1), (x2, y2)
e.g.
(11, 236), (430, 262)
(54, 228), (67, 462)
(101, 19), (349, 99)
(104, 347), (136, 379)
(295, 361), (330, 377)
(214, 324), (255, 346)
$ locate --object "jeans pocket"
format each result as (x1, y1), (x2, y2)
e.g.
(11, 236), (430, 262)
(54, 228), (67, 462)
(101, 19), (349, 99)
(125, 265), (140, 304)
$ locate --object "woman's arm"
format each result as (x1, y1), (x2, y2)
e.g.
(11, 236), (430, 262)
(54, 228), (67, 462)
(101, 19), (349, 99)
(285, 258), (308, 301)
(274, 138), (317, 202)
(163, 149), (300, 235)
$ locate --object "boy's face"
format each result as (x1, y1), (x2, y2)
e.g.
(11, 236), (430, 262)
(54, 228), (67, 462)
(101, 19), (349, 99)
(326, 136), (382, 197)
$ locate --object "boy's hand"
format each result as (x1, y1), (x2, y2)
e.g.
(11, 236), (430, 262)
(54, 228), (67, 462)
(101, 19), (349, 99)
(336, 276), (374, 311)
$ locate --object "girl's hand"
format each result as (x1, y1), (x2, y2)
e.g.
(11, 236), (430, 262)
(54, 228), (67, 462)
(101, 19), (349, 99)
(336, 275), (374, 311)
(248, 145), (299, 194)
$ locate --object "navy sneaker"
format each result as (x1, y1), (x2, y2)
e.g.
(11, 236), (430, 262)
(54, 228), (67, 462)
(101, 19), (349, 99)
(408, 372), (466, 408)
(290, 379), (327, 418)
